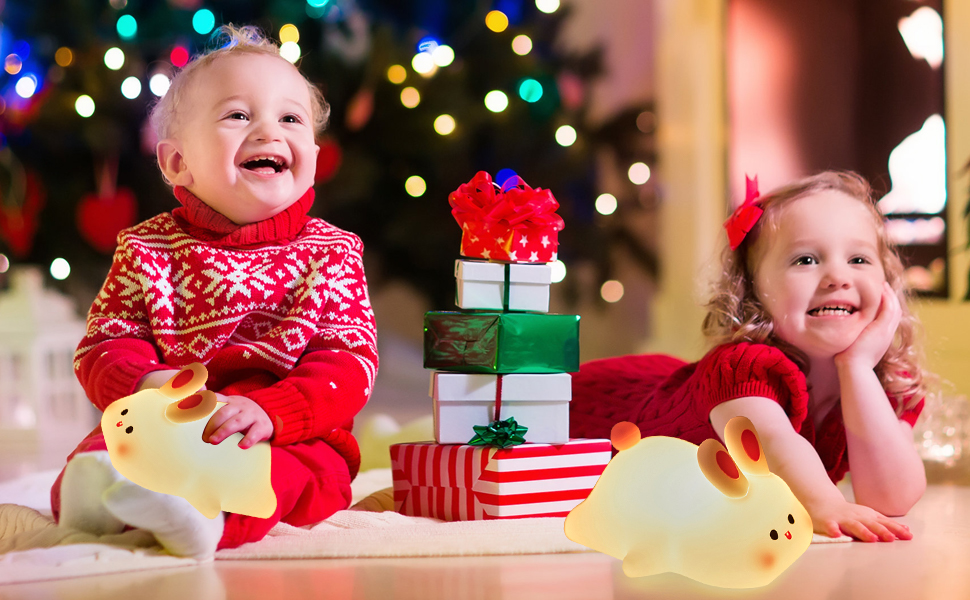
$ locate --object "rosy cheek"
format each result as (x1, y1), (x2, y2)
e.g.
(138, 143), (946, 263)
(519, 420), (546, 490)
(759, 551), (776, 570)
(116, 443), (130, 458)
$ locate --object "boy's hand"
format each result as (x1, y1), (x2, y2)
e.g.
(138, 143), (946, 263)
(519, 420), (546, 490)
(202, 394), (273, 449)
(810, 497), (912, 542)
(834, 282), (901, 372)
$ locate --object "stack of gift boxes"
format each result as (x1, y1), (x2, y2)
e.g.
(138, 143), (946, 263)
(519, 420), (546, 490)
(390, 172), (612, 521)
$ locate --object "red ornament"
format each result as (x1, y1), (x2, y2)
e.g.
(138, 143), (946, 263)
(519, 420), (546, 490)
(76, 187), (137, 254)
(0, 170), (45, 258)
(315, 138), (342, 183)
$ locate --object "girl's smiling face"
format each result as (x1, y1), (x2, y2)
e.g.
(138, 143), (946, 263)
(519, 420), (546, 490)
(751, 190), (887, 360)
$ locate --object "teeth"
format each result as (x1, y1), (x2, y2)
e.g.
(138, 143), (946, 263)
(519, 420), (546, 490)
(809, 306), (853, 316)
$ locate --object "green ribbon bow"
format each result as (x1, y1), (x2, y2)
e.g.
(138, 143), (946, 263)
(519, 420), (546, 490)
(468, 417), (529, 448)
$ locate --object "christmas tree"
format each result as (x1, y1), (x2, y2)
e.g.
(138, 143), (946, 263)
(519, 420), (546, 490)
(0, 0), (656, 309)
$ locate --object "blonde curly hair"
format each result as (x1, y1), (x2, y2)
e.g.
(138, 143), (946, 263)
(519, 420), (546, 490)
(702, 171), (928, 413)
(149, 24), (330, 141)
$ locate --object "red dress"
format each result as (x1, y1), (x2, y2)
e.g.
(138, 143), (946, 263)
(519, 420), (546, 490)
(568, 342), (923, 483)
(52, 186), (379, 549)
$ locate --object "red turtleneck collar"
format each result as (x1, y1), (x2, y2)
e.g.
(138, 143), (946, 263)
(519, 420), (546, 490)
(171, 186), (315, 248)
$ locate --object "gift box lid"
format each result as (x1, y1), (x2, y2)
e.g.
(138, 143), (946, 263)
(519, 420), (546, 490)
(432, 372), (571, 402)
(455, 260), (553, 285)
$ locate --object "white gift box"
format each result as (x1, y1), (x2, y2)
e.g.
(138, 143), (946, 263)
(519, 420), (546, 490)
(431, 371), (571, 444)
(454, 259), (553, 313)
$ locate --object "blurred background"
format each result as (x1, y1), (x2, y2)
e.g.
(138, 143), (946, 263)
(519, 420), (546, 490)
(0, 0), (967, 476)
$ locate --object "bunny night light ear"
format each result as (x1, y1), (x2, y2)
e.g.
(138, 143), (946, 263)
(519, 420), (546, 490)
(102, 363), (276, 519)
(564, 417), (811, 589)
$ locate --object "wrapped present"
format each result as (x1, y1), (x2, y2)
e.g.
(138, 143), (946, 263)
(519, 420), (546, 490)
(390, 439), (612, 520)
(432, 372), (571, 444)
(449, 171), (564, 263)
(455, 259), (552, 313)
(423, 311), (580, 374)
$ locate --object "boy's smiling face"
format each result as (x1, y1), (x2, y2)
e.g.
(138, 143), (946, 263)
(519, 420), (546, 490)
(158, 52), (319, 225)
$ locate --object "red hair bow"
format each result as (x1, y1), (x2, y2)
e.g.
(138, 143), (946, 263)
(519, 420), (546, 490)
(724, 175), (763, 250)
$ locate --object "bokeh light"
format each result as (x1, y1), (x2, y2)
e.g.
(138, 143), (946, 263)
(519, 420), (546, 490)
(484, 90), (509, 113)
(15, 75), (37, 98)
(0, 253), (9, 274)
(55, 47), (73, 67)
(116, 14), (137, 39)
(75, 94), (95, 117)
(104, 47), (125, 70)
(405, 175), (427, 197)
(432, 45), (455, 67)
(280, 24), (300, 44)
(536, 0), (561, 13)
(400, 87), (420, 108)
(555, 125), (577, 146)
(50, 258), (71, 281)
(149, 73), (171, 97)
(387, 64), (407, 84)
(307, 0), (330, 6)
(636, 111), (656, 133)
(411, 52), (435, 75)
(170, 46), (189, 68)
(512, 35), (533, 55)
(595, 193), (618, 215)
(628, 162), (651, 185)
(4, 54), (22, 75)
(519, 79), (543, 102)
(121, 76), (142, 99)
(485, 11), (509, 32)
(109, 0), (127, 8)
(600, 280), (624, 303)
(550, 260), (567, 283)
(280, 41), (301, 63)
(434, 114), (456, 135)
(192, 9), (215, 35)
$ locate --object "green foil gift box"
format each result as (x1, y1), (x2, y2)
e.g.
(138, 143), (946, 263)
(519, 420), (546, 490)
(423, 311), (580, 373)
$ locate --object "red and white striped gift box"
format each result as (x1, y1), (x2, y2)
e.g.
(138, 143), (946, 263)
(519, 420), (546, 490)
(390, 439), (612, 521)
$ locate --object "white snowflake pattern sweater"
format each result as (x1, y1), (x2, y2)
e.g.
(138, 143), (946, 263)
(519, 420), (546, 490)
(74, 186), (378, 477)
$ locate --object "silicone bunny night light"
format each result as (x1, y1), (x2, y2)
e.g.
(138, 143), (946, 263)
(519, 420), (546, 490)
(101, 363), (277, 519)
(564, 417), (811, 589)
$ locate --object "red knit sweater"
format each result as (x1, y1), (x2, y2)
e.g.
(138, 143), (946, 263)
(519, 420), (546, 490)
(569, 342), (923, 483)
(74, 186), (378, 478)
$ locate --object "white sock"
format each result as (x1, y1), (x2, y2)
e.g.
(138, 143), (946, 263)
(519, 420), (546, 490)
(102, 480), (224, 560)
(58, 451), (127, 535)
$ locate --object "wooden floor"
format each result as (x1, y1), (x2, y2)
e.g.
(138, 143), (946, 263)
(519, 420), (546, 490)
(2, 442), (970, 599)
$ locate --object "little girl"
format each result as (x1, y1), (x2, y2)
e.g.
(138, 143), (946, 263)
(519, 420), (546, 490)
(569, 171), (928, 543)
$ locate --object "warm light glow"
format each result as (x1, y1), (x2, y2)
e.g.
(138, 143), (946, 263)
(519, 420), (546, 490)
(104, 47), (125, 70)
(628, 162), (651, 185)
(519, 79), (543, 102)
(885, 217), (945, 246)
(600, 280), (624, 303)
(485, 10), (509, 32)
(434, 114), (456, 135)
(55, 47), (73, 67)
(387, 64), (407, 84)
(555, 125), (577, 146)
(484, 90), (509, 112)
(117, 14), (138, 39)
(536, 0), (560, 14)
(280, 24), (300, 44)
(512, 35), (533, 56)
(149, 73), (171, 97)
(279, 41), (301, 63)
(4, 54), (21, 75)
(121, 76), (142, 99)
(400, 86), (420, 108)
(0, 253), (9, 273)
(879, 115), (946, 215)
(192, 9), (215, 35)
(432, 45), (455, 67)
(411, 51), (436, 75)
(405, 175), (427, 197)
(550, 260), (567, 283)
(50, 258), (71, 280)
(898, 7), (943, 69)
(15, 75), (37, 99)
(595, 193), (618, 215)
(75, 94), (95, 117)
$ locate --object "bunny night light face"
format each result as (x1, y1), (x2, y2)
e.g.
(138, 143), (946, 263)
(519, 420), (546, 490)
(564, 417), (811, 589)
(101, 363), (276, 520)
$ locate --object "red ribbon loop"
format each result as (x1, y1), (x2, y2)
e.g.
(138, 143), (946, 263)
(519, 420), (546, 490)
(724, 175), (763, 250)
(449, 171), (565, 234)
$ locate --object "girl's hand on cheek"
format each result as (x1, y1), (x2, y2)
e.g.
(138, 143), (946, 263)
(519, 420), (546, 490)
(834, 282), (901, 371)
(202, 393), (274, 449)
(810, 498), (911, 542)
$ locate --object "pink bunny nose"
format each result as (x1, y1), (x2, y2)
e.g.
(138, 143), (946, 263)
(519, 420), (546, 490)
(785, 531), (792, 540)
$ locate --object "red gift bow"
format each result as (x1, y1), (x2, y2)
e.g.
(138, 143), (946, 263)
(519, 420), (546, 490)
(449, 171), (565, 234)
(724, 175), (763, 250)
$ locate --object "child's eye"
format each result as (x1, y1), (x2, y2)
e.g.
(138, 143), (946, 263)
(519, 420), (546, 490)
(281, 114), (301, 124)
(227, 112), (248, 120)
(793, 256), (817, 266)
(849, 256), (871, 265)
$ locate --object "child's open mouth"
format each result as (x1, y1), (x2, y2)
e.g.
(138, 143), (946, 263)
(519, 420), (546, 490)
(240, 155), (287, 175)
(807, 305), (856, 316)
